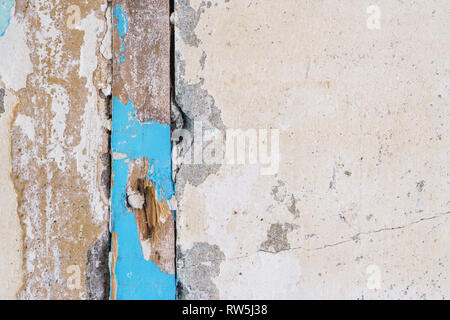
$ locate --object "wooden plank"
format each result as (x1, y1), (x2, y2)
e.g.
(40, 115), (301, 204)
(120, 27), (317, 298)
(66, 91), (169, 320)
(111, 0), (174, 300)
(112, 0), (170, 123)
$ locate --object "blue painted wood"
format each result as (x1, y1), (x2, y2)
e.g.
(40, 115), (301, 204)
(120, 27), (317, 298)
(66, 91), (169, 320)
(111, 2), (175, 300)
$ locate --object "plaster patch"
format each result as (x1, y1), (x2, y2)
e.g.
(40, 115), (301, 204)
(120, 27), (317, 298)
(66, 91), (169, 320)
(13, 113), (35, 141)
(175, 0), (450, 299)
(173, 52), (225, 200)
(175, 0), (204, 47)
(177, 242), (225, 299)
(260, 223), (297, 254)
(0, 11), (32, 91)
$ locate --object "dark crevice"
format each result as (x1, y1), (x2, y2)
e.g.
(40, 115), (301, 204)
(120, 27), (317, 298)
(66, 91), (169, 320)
(86, 230), (111, 300)
(170, 0), (180, 301)
(87, 0), (113, 301)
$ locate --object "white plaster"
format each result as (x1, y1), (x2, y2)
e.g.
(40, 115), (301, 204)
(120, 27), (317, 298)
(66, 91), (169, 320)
(0, 90), (23, 299)
(73, 12), (109, 223)
(14, 114), (35, 141)
(0, 12), (32, 91)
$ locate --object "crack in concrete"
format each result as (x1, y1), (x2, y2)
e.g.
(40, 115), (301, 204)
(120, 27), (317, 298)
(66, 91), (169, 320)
(258, 211), (450, 255)
(165, 210), (450, 268)
(191, 211), (450, 262)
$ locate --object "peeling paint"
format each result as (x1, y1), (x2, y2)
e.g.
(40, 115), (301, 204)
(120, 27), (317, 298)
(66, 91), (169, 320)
(111, 0), (174, 299)
(173, 52), (225, 200)
(8, 0), (111, 299)
(0, 88), (22, 299)
(126, 157), (174, 274)
(271, 180), (300, 218)
(0, 0), (14, 36)
(113, 4), (127, 66)
(111, 97), (175, 299)
(175, 0), (204, 47)
(0, 6), (32, 91)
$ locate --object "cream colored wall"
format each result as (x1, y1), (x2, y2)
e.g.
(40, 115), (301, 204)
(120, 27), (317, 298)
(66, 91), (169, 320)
(175, 0), (450, 299)
(1, 0), (449, 300)
(0, 88), (23, 300)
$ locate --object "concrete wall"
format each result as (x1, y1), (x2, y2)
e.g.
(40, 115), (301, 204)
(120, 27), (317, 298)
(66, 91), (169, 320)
(174, 0), (450, 299)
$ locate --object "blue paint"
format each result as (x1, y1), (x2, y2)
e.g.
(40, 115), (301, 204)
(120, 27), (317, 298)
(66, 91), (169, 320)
(0, 0), (14, 37)
(113, 4), (128, 66)
(111, 97), (175, 300)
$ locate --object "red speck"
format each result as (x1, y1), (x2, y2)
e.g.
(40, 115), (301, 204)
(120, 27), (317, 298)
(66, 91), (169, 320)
(233, 210), (238, 215)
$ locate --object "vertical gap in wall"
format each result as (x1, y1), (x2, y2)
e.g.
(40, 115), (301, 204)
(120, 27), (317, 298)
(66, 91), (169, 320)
(106, 0), (113, 301)
(169, 0), (178, 300)
(88, 0), (113, 301)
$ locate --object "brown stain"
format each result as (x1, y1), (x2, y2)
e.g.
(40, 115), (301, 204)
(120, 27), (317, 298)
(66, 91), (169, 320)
(9, 1), (110, 299)
(113, 0), (170, 124)
(127, 158), (175, 274)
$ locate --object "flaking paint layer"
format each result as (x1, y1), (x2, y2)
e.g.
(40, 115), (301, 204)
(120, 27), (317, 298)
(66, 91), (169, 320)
(111, 1), (174, 300)
(8, 0), (111, 299)
(110, 98), (175, 299)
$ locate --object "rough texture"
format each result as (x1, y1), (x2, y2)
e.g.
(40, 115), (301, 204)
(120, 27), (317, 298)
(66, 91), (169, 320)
(86, 230), (111, 300)
(176, 242), (225, 300)
(175, 0), (450, 299)
(111, 0), (175, 299)
(126, 158), (175, 274)
(260, 223), (297, 254)
(113, 0), (170, 124)
(173, 45), (225, 201)
(0, 0), (111, 299)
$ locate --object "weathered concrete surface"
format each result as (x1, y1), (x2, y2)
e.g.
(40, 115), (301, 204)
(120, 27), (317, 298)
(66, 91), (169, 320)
(0, 0), (111, 299)
(175, 0), (450, 299)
